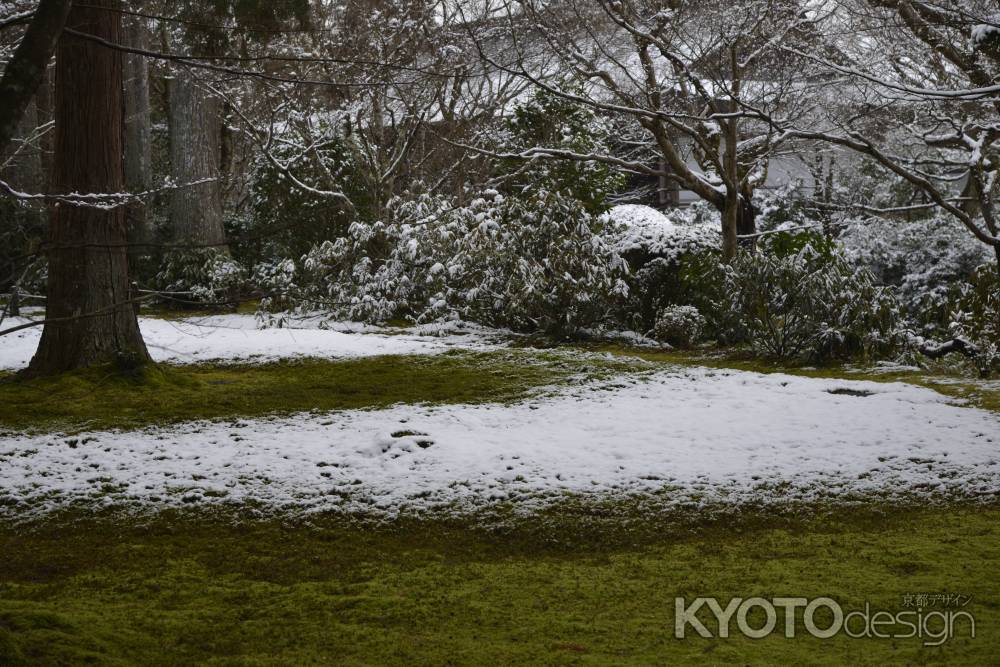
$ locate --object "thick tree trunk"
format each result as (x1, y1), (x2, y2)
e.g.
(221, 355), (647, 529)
(720, 111), (743, 261)
(168, 73), (226, 248)
(27, 0), (151, 376)
(124, 16), (152, 265)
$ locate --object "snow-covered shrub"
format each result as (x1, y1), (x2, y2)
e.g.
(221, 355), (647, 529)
(972, 21), (1000, 54)
(452, 193), (630, 334)
(242, 113), (369, 269)
(759, 228), (837, 260)
(755, 185), (820, 232)
(252, 258), (298, 316)
(652, 305), (706, 348)
(286, 190), (630, 336)
(950, 265), (1000, 375)
(155, 249), (247, 306)
(720, 248), (904, 362)
(295, 192), (451, 324)
(486, 90), (625, 213)
(749, 187), (843, 259)
(675, 252), (738, 341)
(601, 204), (720, 330)
(493, 88), (626, 213)
(605, 204), (719, 268)
(839, 215), (993, 330)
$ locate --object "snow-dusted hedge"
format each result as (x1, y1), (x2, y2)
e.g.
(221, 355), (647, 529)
(839, 215), (993, 329)
(603, 204), (719, 267)
(493, 88), (626, 213)
(950, 265), (1000, 374)
(652, 305), (706, 348)
(155, 249), (248, 306)
(272, 190), (630, 336)
(720, 248), (905, 362)
(244, 113), (366, 266)
(599, 204), (720, 331)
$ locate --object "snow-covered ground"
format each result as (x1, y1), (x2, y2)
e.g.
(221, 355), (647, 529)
(0, 314), (501, 370)
(2, 367), (998, 519)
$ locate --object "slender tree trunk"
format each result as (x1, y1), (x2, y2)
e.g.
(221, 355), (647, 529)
(168, 72), (226, 248)
(0, 0), (71, 155)
(124, 16), (152, 267)
(721, 111), (742, 261)
(737, 191), (757, 249)
(27, 0), (151, 376)
(35, 64), (54, 182)
(721, 192), (739, 262)
(0, 97), (42, 192)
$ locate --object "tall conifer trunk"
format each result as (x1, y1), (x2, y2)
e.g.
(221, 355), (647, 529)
(27, 0), (151, 376)
(124, 15), (152, 268)
(168, 73), (226, 248)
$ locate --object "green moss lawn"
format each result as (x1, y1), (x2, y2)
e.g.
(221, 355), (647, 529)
(1, 339), (998, 664)
(0, 350), (642, 434)
(1, 505), (996, 665)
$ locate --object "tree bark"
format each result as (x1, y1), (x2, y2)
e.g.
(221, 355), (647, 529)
(124, 16), (152, 265)
(35, 64), (54, 182)
(0, 0), (71, 156)
(720, 109), (742, 261)
(27, 0), (151, 376)
(720, 191), (757, 261)
(918, 337), (980, 360)
(168, 72), (227, 248)
(721, 192), (740, 262)
(0, 96), (43, 193)
(737, 191), (757, 250)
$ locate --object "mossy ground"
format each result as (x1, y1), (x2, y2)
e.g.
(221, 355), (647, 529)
(2, 331), (998, 664)
(583, 343), (1000, 415)
(0, 504), (996, 665)
(135, 300), (262, 320)
(2, 329), (994, 436)
(0, 350), (641, 434)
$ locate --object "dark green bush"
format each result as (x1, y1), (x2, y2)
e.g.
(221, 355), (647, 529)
(719, 249), (904, 363)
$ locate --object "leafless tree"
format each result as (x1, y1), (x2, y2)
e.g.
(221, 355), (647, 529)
(467, 0), (825, 259)
(785, 0), (1000, 269)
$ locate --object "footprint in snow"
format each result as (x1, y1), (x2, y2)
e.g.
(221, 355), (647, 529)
(360, 430), (435, 458)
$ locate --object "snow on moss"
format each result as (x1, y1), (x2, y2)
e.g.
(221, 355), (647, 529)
(2, 367), (998, 519)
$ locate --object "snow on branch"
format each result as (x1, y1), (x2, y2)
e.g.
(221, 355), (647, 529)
(0, 176), (218, 209)
(780, 48), (1000, 101)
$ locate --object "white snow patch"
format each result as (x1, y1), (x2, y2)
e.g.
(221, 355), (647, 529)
(0, 314), (502, 370)
(603, 204), (718, 260)
(972, 23), (999, 45)
(2, 367), (998, 519)
(605, 203), (677, 231)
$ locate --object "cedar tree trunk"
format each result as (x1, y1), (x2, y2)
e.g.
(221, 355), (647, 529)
(27, 0), (151, 376)
(124, 15), (152, 266)
(0, 0), (71, 155)
(168, 72), (226, 248)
